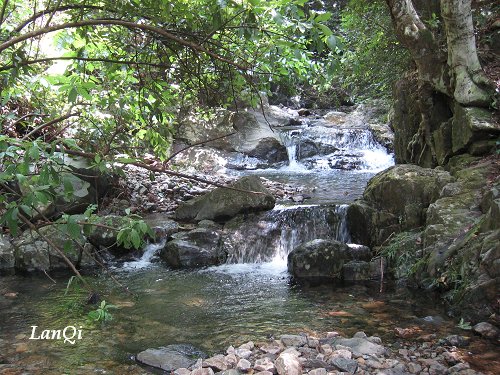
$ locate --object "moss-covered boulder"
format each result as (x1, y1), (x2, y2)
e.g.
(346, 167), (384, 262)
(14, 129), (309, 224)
(287, 239), (350, 281)
(347, 164), (454, 247)
(13, 225), (95, 271)
(175, 176), (275, 222)
(451, 104), (500, 154)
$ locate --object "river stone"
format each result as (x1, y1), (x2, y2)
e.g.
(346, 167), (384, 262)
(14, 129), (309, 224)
(287, 239), (350, 281)
(136, 344), (206, 371)
(308, 368), (327, 375)
(191, 368), (215, 375)
(160, 228), (224, 268)
(203, 354), (228, 371)
(280, 334), (307, 347)
(86, 215), (130, 254)
(330, 357), (358, 374)
(253, 357), (275, 372)
(143, 213), (180, 239)
(174, 176), (275, 222)
(473, 322), (499, 339)
(329, 337), (386, 357)
(275, 352), (302, 375)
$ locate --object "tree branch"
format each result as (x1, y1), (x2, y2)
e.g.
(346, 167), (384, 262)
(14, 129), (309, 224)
(0, 19), (251, 72)
(0, 55), (171, 72)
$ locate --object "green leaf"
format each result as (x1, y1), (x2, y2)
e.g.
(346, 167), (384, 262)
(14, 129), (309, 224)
(318, 24), (333, 37)
(130, 229), (141, 249)
(326, 35), (337, 50)
(68, 87), (78, 103)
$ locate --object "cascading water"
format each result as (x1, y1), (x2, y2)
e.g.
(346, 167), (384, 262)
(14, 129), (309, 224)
(224, 204), (351, 265)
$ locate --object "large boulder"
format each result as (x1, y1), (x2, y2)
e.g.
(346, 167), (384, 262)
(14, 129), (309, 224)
(174, 176), (275, 222)
(245, 137), (288, 164)
(347, 164), (455, 247)
(287, 239), (351, 281)
(136, 344), (207, 372)
(451, 104), (500, 154)
(160, 228), (225, 268)
(12, 224), (96, 271)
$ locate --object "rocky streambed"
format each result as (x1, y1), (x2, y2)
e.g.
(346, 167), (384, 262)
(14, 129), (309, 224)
(135, 330), (496, 375)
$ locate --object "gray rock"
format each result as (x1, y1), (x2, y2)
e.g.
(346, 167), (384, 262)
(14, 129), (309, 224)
(472, 322), (499, 339)
(275, 352), (302, 375)
(192, 368), (215, 375)
(287, 239), (350, 281)
(175, 176), (275, 222)
(236, 358), (251, 372)
(13, 224), (95, 271)
(329, 337), (386, 357)
(246, 137), (288, 164)
(280, 334), (307, 347)
(308, 368), (328, 375)
(143, 213), (180, 239)
(203, 354), (228, 371)
(0, 235), (15, 271)
(160, 228), (224, 268)
(253, 357), (275, 373)
(136, 344), (206, 371)
(330, 357), (358, 374)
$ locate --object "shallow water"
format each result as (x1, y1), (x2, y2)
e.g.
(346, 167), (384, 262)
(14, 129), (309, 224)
(1, 262), (489, 374)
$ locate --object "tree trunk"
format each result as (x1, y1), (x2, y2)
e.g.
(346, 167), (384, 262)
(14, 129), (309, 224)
(385, 0), (493, 106)
(385, 0), (450, 95)
(441, 0), (492, 106)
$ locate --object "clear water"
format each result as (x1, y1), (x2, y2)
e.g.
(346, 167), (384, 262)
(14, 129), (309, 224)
(3, 265), (496, 374)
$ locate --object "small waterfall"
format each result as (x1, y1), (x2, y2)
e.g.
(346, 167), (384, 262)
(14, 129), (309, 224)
(224, 204), (351, 264)
(121, 240), (165, 270)
(279, 128), (305, 171)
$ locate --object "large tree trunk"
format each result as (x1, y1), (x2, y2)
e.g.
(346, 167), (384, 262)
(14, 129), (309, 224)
(385, 0), (493, 107)
(441, 0), (492, 106)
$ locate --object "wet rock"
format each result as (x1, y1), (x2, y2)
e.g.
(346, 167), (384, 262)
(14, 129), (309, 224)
(160, 228), (224, 268)
(275, 352), (302, 375)
(246, 137), (288, 164)
(175, 176), (275, 222)
(136, 344), (206, 372)
(472, 322), (499, 339)
(287, 239), (351, 281)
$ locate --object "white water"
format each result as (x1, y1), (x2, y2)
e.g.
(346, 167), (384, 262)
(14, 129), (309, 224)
(121, 241), (165, 270)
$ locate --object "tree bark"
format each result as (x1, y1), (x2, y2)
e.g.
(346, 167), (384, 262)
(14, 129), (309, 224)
(385, 0), (450, 95)
(385, 0), (493, 106)
(441, 0), (492, 106)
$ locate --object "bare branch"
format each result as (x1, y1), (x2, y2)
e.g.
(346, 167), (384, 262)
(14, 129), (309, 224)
(22, 111), (80, 140)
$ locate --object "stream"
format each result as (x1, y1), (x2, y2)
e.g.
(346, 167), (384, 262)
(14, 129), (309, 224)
(0, 114), (497, 374)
